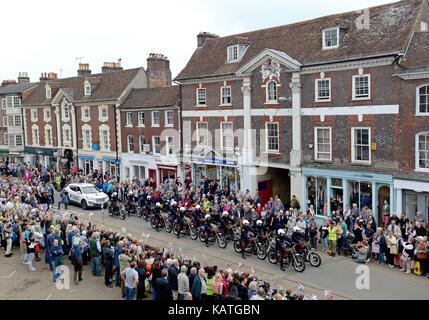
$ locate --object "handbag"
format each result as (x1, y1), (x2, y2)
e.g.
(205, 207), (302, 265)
(371, 243), (380, 254)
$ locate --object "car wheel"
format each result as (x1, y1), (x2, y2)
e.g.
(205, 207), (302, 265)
(81, 200), (88, 210)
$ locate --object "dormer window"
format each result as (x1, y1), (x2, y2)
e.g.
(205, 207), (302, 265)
(84, 81), (91, 96)
(45, 85), (52, 99)
(322, 27), (340, 50)
(227, 44), (248, 63)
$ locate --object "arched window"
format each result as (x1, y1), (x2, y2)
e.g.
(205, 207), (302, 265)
(417, 85), (429, 115)
(266, 81), (277, 103)
(416, 132), (429, 171)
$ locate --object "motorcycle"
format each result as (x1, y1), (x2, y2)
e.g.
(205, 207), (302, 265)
(198, 226), (228, 249)
(173, 217), (198, 240)
(267, 240), (306, 272)
(150, 212), (165, 230)
(294, 241), (322, 267)
(164, 212), (176, 233)
(233, 235), (267, 260)
(108, 202), (126, 220)
(125, 199), (142, 218)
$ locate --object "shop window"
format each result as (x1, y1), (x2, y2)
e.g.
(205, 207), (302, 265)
(348, 181), (372, 210)
(405, 193), (418, 218)
(306, 176), (327, 216)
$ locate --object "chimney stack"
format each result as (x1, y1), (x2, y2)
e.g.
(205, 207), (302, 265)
(77, 63), (92, 76)
(146, 53), (172, 88)
(18, 72), (30, 84)
(197, 32), (219, 48)
(1, 79), (17, 87)
(39, 72), (58, 81)
(101, 59), (123, 73)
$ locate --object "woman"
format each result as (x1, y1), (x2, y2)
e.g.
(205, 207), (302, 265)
(247, 281), (258, 300)
(353, 223), (363, 244)
(400, 236), (414, 274)
(136, 259), (147, 300)
(212, 272), (224, 300)
(386, 231), (398, 268)
(26, 233), (37, 272)
(151, 261), (162, 300)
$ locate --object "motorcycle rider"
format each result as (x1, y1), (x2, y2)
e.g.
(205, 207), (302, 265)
(203, 214), (213, 248)
(253, 219), (267, 242)
(176, 207), (186, 239)
(192, 204), (204, 228)
(109, 192), (119, 214)
(144, 195), (153, 219)
(126, 190), (135, 216)
(154, 202), (162, 232)
(218, 211), (230, 237)
(275, 229), (289, 271)
(240, 219), (253, 260)
(291, 226), (305, 245)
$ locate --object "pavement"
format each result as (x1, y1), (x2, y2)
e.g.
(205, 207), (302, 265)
(1, 199), (429, 300)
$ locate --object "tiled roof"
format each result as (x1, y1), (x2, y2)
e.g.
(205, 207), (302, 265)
(403, 32), (429, 68)
(120, 86), (180, 110)
(0, 83), (37, 95)
(23, 68), (142, 106)
(176, 0), (423, 80)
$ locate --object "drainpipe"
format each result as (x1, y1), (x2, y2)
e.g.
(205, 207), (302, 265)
(114, 104), (119, 182)
(173, 80), (183, 181)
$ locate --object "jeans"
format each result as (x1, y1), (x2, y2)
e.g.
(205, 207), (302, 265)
(27, 253), (35, 270)
(125, 287), (136, 300)
(178, 293), (185, 300)
(104, 260), (113, 285)
(91, 256), (101, 276)
(378, 252), (385, 264)
(321, 238), (328, 251)
(115, 267), (121, 286)
(52, 260), (62, 281)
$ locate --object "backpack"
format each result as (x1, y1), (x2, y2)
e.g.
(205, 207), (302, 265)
(71, 246), (81, 262)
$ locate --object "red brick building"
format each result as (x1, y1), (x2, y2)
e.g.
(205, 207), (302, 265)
(175, 0), (429, 223)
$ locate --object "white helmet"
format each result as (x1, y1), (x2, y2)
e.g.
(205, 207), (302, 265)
(195, 204), (201, 210)
(128, 191), (133, 196)
(147, 195), (152, 200)
(180, 207), (186, 212)
(293, 226), (301, 233)
(278, 229), (286, 236)
(112, 192), (117, 197)
(243, 219), (250, 226)
(156, 202), (161, 207)
(222, 211), (229, 217)
(205, 214), (211, 220)
(256, 220), (263, 226)
(171, 200), (177, 206)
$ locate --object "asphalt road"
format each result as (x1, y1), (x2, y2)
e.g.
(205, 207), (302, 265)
(1, 197), (428, 300)
(50, 201), (429, 300)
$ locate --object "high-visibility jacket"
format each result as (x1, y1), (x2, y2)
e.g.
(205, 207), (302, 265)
(205, 276), (214, 296)
(328, 226), (337, 241)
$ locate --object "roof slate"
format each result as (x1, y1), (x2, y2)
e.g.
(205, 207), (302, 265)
(176, 0), (423, 80)
(120, 86), (180, 110)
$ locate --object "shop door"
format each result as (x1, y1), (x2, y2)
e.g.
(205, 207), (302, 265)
(378, 186), (390, 226)
(149, 169), (157, 188)
(258, 180), (273, 206)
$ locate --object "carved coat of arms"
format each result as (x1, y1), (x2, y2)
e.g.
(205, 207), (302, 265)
(261, 59), (282, 82)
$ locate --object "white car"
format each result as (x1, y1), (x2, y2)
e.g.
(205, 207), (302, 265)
(65, 183), (109, 210)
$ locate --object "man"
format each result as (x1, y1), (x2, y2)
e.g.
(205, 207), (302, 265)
(121, 261), (139, 300)
(3, 223), (13, 257)
(178, 265), (189, 300)
(188, 267), (197, 290)
(156, 269), (173, 301)
(168, 259), (179, 300)
(119, 247), (132, 298)
(327, 221), (338, 257)
(387, 220), (401, 238)
(70, 239), (85, 285)
(290, 195), (300, 210)
(89, 232), (102, 277)
(191, 268), (206, 301)
(103, 240), (114, 287)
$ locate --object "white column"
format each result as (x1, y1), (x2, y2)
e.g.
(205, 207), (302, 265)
(55, 106), (62, 147)
(396, 188), (403, 214)
(372, 182), (377, 217)
(327, 178), (332, 217)
(240, 77), (257, 194)
(116, 105), (122, 153)
(289, 72), (303, 203)
(71, 105), (77, 150)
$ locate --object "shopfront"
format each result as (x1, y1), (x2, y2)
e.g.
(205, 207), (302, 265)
(102, 157), (121, 180)
(191, 156), (240, 193)
(302, 168), (393, 225)
(24, 146), (56, 170)
(158, 165), (177, 183)
(78, 155), (95, 175)
(394, 179), (429, 222)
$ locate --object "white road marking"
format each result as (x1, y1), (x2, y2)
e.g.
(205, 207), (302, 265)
(46, 293), (52, 300)
(0, 270), (16, 278)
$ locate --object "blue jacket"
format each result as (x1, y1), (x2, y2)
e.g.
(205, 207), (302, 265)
(168, 266), (179, 291)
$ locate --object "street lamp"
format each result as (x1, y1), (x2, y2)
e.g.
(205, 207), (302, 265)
(234, 146), (241, 193)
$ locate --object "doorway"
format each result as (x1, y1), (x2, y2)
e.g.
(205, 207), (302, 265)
(378, 186), (390, 226)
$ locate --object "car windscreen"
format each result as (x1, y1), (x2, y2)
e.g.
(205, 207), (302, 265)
(81, 186), (100, 194)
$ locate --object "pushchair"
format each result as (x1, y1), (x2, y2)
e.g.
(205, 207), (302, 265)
(341, 233), (355, 257)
